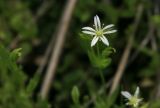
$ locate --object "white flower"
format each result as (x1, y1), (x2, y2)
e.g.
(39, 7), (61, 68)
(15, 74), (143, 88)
(121, 86), (143, 107)
(82, 15), (117, 47)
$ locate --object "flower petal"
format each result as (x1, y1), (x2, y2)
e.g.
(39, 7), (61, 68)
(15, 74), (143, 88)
(91, 36), (99, 47)
(100, 36), (109, 46)
(126, 102), (130, 105)
(134, 86), (140, 97)
(82, 31), (95, 35)
(104, 30), (117, 34)
(138, 98), (143, 103)
(121, 91), (132, 99)
(133, 103), (138, 107)
(94, 16), (98, 30)
(82, 27), (95, 32)
(103, 24), (114, 30)
(96, 15), (101, 30)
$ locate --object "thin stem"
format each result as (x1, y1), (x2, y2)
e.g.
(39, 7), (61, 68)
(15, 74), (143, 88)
(96, 42), (100, 57)
(131, 106), (138, 108)
(110, 4), (144, 95)
(98, 69), (105, 85)
(96, 42), (105, 85)
(75, 103), (81, 108)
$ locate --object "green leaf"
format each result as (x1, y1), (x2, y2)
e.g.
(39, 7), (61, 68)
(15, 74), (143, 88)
(26, 73), (40, 96)
(94, 88), (119, 108)
(88, 47), (115, 69)
(71, 86), (80, 104)
(140, 103), (149, 108)
(10, 48), (22, 61)
(102, 47), (116, 57)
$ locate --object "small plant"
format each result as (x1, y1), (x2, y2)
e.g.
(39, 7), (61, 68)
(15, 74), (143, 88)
(121, 86), (143, 108)
(81, 15), (117, 85)
(82, 15), (117, 47)
(71, 15), (118, 108)
(71, 86), (80, 108)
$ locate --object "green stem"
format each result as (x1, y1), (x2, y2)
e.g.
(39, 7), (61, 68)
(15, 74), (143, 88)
(96, 42), (100, 57)
(98, 69), (105, 85)
(132, 106), (138, 108)
(96, 43), (105, 85)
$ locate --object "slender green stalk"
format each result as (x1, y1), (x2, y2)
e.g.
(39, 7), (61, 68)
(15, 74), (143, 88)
(131, 106), (138, 108)
(96, 42), (100, 57)
(96, 43), (105, 85)
(98, 69), (105, 85)
(75, 104), (81, 108)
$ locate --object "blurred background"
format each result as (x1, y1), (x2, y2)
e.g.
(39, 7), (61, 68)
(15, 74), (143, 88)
(0, 0), (160, 108)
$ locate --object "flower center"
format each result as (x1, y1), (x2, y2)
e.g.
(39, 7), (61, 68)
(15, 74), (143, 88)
(129, 97), (139, 106)
(96, 30), (103, 36)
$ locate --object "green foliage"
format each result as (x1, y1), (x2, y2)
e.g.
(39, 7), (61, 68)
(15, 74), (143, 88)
(0, 45), (49, 108)
(26, 73), (40, 95)
(75, 0), (96, 22)
(88, 47), (115, 69)
(149, 100), (160, 108)
(0, 0), (37, 56)
(94, 89), (119, 108)
(0, 0), (160, 108)
(139, 53), (160, 77)
(71, 86), (80, 105)
(140, 103), (149, 108)
(10, 48), (22, 61)
(0, 0), (37, 39)
(152, 15), (160, 27)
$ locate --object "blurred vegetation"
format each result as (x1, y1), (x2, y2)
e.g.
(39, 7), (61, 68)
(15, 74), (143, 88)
(0, 46), (50, 108)
(0, 0), (160, 108)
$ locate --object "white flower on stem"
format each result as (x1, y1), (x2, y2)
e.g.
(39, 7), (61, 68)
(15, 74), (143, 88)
(82, 15), (117, 47)
(121, 86), (143, 107)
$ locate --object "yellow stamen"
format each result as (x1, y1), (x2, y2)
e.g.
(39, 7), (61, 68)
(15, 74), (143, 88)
(96, 30), (103, 36)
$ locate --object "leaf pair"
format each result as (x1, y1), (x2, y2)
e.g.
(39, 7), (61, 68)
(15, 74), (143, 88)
(88, 47), (115, 69)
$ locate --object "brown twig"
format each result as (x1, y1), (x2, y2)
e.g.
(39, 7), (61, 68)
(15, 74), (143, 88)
(34, 0), (55, 74)
(40, 0), (77, 99)
(129, 21), (154, 64)
(34, 0), (53, 20)
(36, 33), (56, 74)
(109, 4), (144, 95)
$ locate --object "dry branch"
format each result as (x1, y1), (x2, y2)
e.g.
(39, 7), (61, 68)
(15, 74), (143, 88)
(34, 0), (53, 20)
(129, 22), (154, 64)
(109, 4), (144, 95)
(40, 0), (77, 99)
